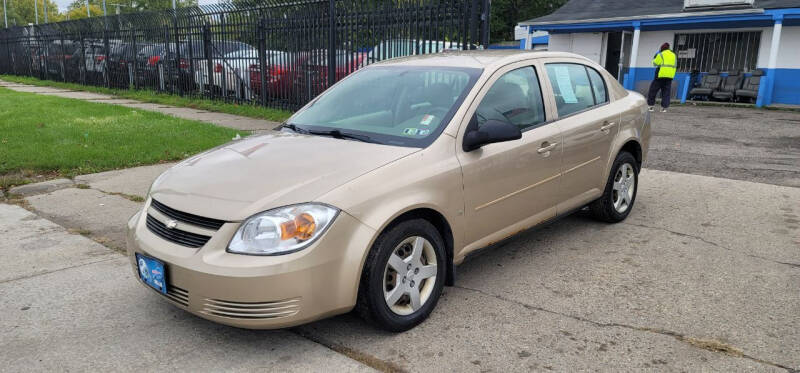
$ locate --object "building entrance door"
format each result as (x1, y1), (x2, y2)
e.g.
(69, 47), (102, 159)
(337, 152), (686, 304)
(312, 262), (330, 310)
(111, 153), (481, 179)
(604, 31), (632, 82)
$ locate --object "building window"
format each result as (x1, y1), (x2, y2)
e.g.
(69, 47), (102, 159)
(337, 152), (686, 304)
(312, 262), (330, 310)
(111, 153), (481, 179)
(673, 31), (761, 73)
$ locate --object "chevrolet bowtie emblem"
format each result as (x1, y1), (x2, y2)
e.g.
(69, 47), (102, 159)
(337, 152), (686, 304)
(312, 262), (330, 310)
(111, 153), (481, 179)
(165, 220), (178, 229)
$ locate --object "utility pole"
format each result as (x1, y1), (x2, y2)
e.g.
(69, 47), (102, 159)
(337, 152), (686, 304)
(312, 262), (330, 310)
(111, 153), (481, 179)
(86, 0), (90, 17)
(3, 0), (8, 28)
(43, 0), (48, 23)
(102, 0), (106, 16)
(35, 0), (39, 24)
(172, 0), (176, 10)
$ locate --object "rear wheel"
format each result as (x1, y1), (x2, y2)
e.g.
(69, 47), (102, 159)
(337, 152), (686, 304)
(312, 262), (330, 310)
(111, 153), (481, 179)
(590, 151), (639, 223)
(356, 219), (446, 332)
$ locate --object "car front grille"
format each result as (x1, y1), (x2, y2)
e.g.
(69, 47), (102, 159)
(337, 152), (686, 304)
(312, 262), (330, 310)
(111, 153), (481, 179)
(150, 199), (226, 230)
(146, 214), (211, 248)
(201, 297), (301, 320)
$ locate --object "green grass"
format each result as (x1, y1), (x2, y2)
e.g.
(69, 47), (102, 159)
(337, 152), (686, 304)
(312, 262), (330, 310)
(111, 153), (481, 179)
(0, 75), (294, 122)
(0, 87), (243, 187)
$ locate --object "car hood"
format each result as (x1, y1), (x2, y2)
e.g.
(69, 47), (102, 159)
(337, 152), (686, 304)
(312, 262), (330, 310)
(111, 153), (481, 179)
(150, 131), (418, 221)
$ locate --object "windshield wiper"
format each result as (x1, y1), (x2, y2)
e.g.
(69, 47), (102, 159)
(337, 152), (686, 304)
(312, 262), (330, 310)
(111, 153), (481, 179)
(307, 129), (374, 143)
(280, 123), (308, 134)
(282, 124), (375, 143)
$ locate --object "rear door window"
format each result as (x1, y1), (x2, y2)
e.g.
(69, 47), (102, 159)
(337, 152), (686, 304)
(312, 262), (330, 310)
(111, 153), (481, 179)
(545, 63), (596, 117)
(586, 67), (608, 104)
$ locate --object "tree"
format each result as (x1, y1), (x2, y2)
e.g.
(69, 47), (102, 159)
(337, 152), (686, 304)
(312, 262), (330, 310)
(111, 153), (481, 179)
(489, 0), (567, 43)
(64, 0), (195, 16)
(108, 0), (196, 13)
(1, 0), (62, 26)
(64, 2), (103, 20)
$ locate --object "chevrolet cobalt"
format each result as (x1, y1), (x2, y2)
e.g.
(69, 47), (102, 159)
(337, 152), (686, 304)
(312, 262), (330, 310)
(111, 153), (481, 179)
(127, 50), (650, 332)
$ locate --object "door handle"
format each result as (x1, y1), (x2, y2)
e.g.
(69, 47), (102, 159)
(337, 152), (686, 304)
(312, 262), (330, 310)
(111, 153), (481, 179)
(537, 142), (559, 154)
(600, 122), (616, 133)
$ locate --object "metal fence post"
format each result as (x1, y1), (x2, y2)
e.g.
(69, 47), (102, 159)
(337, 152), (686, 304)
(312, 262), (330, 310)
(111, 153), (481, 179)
(163, 27), (172, 93)
(203, 25), (213, 99)
(172, 9), (182, 96)
(60, 35), (66, 81)
(219, 13), (227, 99)
(159, 63), (165, 91)
(41, 33), (49, 80)
(328, 0), (336, 87)
(103, 24), (111, 88)
(80, 35), (86, 85)
(257, 18), (267, 107)
(469, 0), (479, 49)
(131, 32), (138, 90)
(481, 0), (490, 47)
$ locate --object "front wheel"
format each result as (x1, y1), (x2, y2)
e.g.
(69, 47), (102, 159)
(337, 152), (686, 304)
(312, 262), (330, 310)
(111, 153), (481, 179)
(356, 219), (446, 332)
(590, 151), (639, 223)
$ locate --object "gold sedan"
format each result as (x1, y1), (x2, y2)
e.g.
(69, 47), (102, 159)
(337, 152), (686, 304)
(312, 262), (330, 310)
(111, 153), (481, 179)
(127, 50), (651, 332)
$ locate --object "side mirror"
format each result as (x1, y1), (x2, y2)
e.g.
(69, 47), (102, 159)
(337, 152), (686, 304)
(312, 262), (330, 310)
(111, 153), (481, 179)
(463, 119), (522, 152)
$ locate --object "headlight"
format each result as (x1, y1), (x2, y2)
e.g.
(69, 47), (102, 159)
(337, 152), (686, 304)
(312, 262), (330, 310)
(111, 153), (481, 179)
(227, 203), (339, 255)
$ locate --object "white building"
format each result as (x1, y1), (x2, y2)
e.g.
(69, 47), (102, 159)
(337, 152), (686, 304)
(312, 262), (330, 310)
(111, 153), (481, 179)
(519, 0), (800, 107)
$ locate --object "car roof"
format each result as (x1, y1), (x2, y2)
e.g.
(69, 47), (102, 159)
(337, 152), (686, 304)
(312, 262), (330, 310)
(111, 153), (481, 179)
(374, 50), (590, 69)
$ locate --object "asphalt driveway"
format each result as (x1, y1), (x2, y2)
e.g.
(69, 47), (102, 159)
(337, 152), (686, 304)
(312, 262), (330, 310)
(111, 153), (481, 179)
(646, 105), (800, 187)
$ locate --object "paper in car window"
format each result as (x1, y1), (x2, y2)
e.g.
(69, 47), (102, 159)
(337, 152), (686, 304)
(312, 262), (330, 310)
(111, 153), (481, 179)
(553, 66), (578, 104)
(420, 114), (435, 126)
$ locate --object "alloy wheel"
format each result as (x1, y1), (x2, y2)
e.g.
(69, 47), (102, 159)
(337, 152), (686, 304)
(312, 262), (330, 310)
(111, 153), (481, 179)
(382, 236), (438, 316)
(612, 163), (636, 213)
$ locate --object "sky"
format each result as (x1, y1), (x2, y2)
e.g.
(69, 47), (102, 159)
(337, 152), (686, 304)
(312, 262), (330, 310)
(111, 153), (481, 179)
(52, 0), (217, 12)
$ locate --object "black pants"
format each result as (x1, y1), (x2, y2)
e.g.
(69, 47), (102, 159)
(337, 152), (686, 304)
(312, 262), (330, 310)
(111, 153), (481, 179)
(647, 78), (673, 108)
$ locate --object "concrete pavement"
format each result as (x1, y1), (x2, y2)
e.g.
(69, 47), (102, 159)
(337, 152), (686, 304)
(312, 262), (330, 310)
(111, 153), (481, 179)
(0, 204), (375, 373)
(0, 80), (280, 132)
(3, 167), (798, 372)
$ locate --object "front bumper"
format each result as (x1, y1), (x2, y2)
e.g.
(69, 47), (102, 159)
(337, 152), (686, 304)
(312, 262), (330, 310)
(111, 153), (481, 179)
(126, 199), (376, 329)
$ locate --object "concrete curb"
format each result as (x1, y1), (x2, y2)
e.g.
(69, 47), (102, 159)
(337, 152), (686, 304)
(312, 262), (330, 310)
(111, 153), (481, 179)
(9, 178), (75, 197)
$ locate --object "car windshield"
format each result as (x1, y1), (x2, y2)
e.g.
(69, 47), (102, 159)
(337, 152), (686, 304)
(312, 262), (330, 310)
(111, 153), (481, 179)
(287, 66), (481, 148)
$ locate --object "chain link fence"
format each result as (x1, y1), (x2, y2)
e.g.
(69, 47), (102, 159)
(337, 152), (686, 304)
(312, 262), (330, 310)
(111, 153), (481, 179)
(0, 0), (489, 110)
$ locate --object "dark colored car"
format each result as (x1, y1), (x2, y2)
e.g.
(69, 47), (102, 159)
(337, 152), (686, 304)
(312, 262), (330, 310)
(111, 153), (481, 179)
(43, 41), (80, 81)
(135, 43), (176, 89)
(107, 43), (137, 88)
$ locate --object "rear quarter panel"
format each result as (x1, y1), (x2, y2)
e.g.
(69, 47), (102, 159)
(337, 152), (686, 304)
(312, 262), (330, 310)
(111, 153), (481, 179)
(608, 91), (649, 180)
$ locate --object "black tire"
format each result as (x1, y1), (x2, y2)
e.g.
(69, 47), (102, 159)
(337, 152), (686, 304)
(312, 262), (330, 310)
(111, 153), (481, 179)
(356, 218), (446, 332)
(590, 151), (639, 223)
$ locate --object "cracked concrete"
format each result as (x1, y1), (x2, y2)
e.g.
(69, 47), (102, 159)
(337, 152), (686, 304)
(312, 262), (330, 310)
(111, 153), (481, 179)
(621, 221), (800, 268)
(453, 285), (795, 372)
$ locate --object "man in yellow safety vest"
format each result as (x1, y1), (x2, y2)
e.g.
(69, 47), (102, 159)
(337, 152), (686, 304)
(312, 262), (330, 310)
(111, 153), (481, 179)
(647, 42), (677, 113)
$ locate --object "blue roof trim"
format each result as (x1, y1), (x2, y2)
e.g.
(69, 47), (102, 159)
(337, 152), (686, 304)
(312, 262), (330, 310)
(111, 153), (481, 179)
(530, 10), (798, 32)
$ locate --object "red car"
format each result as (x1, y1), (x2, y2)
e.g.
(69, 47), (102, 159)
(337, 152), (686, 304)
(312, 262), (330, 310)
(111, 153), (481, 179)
(250, 50), (366, 104)
(249, 50), (295, 101)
